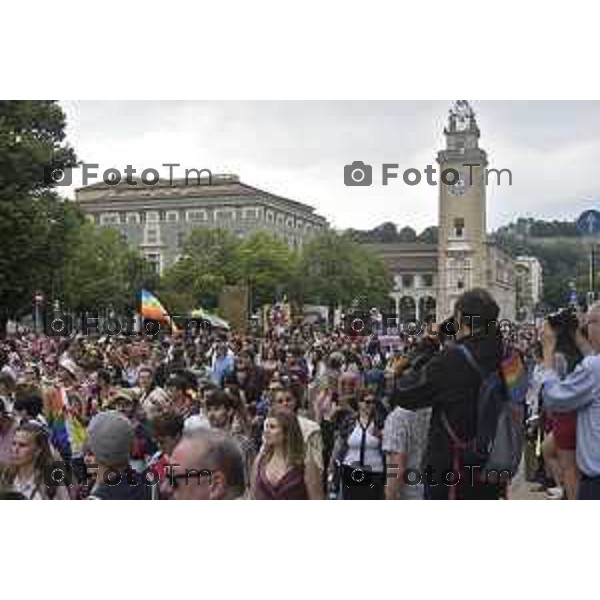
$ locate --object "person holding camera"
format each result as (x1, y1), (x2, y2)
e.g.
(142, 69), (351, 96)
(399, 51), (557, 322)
(540, 303), (600, 500)
(390, 289), (506, 500)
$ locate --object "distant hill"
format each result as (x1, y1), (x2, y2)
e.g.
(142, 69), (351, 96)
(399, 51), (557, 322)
(493, 221), (592, 309)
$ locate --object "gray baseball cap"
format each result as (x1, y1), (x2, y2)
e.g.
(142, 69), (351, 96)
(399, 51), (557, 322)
(86, 411), (133, 467)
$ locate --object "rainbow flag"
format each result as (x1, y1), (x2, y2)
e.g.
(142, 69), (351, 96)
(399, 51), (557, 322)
(500, 349), (528, 406)
(139, 289), (179, 332)
(44, 386), (73, 460)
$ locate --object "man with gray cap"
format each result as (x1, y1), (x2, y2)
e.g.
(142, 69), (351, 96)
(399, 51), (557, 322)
(86, 411), (151, 500)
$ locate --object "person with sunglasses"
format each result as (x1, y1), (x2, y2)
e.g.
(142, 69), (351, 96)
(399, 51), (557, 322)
(331, 387), (386, 500)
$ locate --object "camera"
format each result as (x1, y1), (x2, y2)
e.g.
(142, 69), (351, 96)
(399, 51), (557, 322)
(342, 311), (373, 337)
(43, 311), (75, 338)
(344, 161), (372, 186)
(43, 165), (72, 186)
(547, 307), (582, 370)
(406, 335), (440, 373)
(343, 461), (373, 488)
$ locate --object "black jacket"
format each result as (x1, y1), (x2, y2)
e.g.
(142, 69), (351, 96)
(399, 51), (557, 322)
(391, 333), (503, 475)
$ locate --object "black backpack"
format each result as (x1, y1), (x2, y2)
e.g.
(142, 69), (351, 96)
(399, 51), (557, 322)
(442, 344), (523, 480)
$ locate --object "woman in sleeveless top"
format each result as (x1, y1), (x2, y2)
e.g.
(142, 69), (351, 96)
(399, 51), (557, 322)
(332, 387), (386, 500)
(251, 409), (308, 500)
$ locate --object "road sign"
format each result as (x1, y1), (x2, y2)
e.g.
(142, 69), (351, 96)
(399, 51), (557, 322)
(577, 210), (600, 236)
(568, 290), (579, 306)
(33, 291), (44, 304)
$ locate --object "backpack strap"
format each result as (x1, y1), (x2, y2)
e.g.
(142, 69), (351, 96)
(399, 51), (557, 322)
(456, 344), (485, 379)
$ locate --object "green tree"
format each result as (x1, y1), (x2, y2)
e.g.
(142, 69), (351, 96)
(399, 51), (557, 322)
(398, 226), (417, 242)
(0, 100), (77, 333)
(372, 222), (399, 243)
(299, 231), (393, 323)
(237, 232), (298, 310)
(159, 228), (241, 310)
(60, 223), (156, 313)
(417, 225), (438, 243)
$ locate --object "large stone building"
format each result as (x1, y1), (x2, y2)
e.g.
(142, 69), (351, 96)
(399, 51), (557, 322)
(76, 174), (328, 274)
(370, 101), (520, 323)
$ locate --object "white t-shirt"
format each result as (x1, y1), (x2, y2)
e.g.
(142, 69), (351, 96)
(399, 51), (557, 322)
(343, 422), (384, 473)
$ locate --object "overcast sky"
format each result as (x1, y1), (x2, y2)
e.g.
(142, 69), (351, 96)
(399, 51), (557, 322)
(59, 101), (600, 233)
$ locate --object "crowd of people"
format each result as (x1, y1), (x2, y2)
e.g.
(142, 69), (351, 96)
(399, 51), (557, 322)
(1, 287), (599, 500)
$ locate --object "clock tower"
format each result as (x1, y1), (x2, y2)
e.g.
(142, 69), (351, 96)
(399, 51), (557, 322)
(436, 100), (488, 321)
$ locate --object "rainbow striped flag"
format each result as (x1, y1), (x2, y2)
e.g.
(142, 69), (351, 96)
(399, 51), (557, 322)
(139, 289), (179, 332)
(44, 386), (73, 460)
(500, 348), (528, 406)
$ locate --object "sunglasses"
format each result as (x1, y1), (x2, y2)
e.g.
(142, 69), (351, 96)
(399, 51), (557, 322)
(359, 399), (375, 405)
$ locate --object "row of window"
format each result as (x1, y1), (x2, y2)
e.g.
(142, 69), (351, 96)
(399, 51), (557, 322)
(394, 274), (434, 289)
(96, 208), (317, 231)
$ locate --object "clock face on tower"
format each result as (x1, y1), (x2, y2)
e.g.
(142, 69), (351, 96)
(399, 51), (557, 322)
(447, 170), (470, 196)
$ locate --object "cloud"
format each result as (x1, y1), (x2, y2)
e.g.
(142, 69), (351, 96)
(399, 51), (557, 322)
(59, 100), (600, 232)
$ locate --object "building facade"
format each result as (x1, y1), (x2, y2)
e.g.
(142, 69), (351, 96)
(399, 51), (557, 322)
(363, 243), (438, 322)
(515, 255), (543, 322)
(76, 174), (328, 274)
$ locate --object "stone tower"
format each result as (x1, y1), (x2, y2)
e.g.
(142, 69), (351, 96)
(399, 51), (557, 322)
(436, 100), (488, 321)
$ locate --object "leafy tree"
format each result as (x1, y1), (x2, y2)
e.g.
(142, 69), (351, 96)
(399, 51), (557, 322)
(372, 222), (399, 243)
(398, 226), (417, 242)
(60, 223), (156, 313)
(417, 225), (438, 243)
(159, 256), (220, 312)
(159, 228), (241, 310)
(493, 219), (592, 309)
(299, 231), (393, 323)
(0, 101), (77, 334)
(237, 232), (298, 310)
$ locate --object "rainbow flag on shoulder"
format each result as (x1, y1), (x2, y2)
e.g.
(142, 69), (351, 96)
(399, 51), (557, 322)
(139, 289), (179, 332)
(500, 347), (528, 406)
(44, 386), (73, 460)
